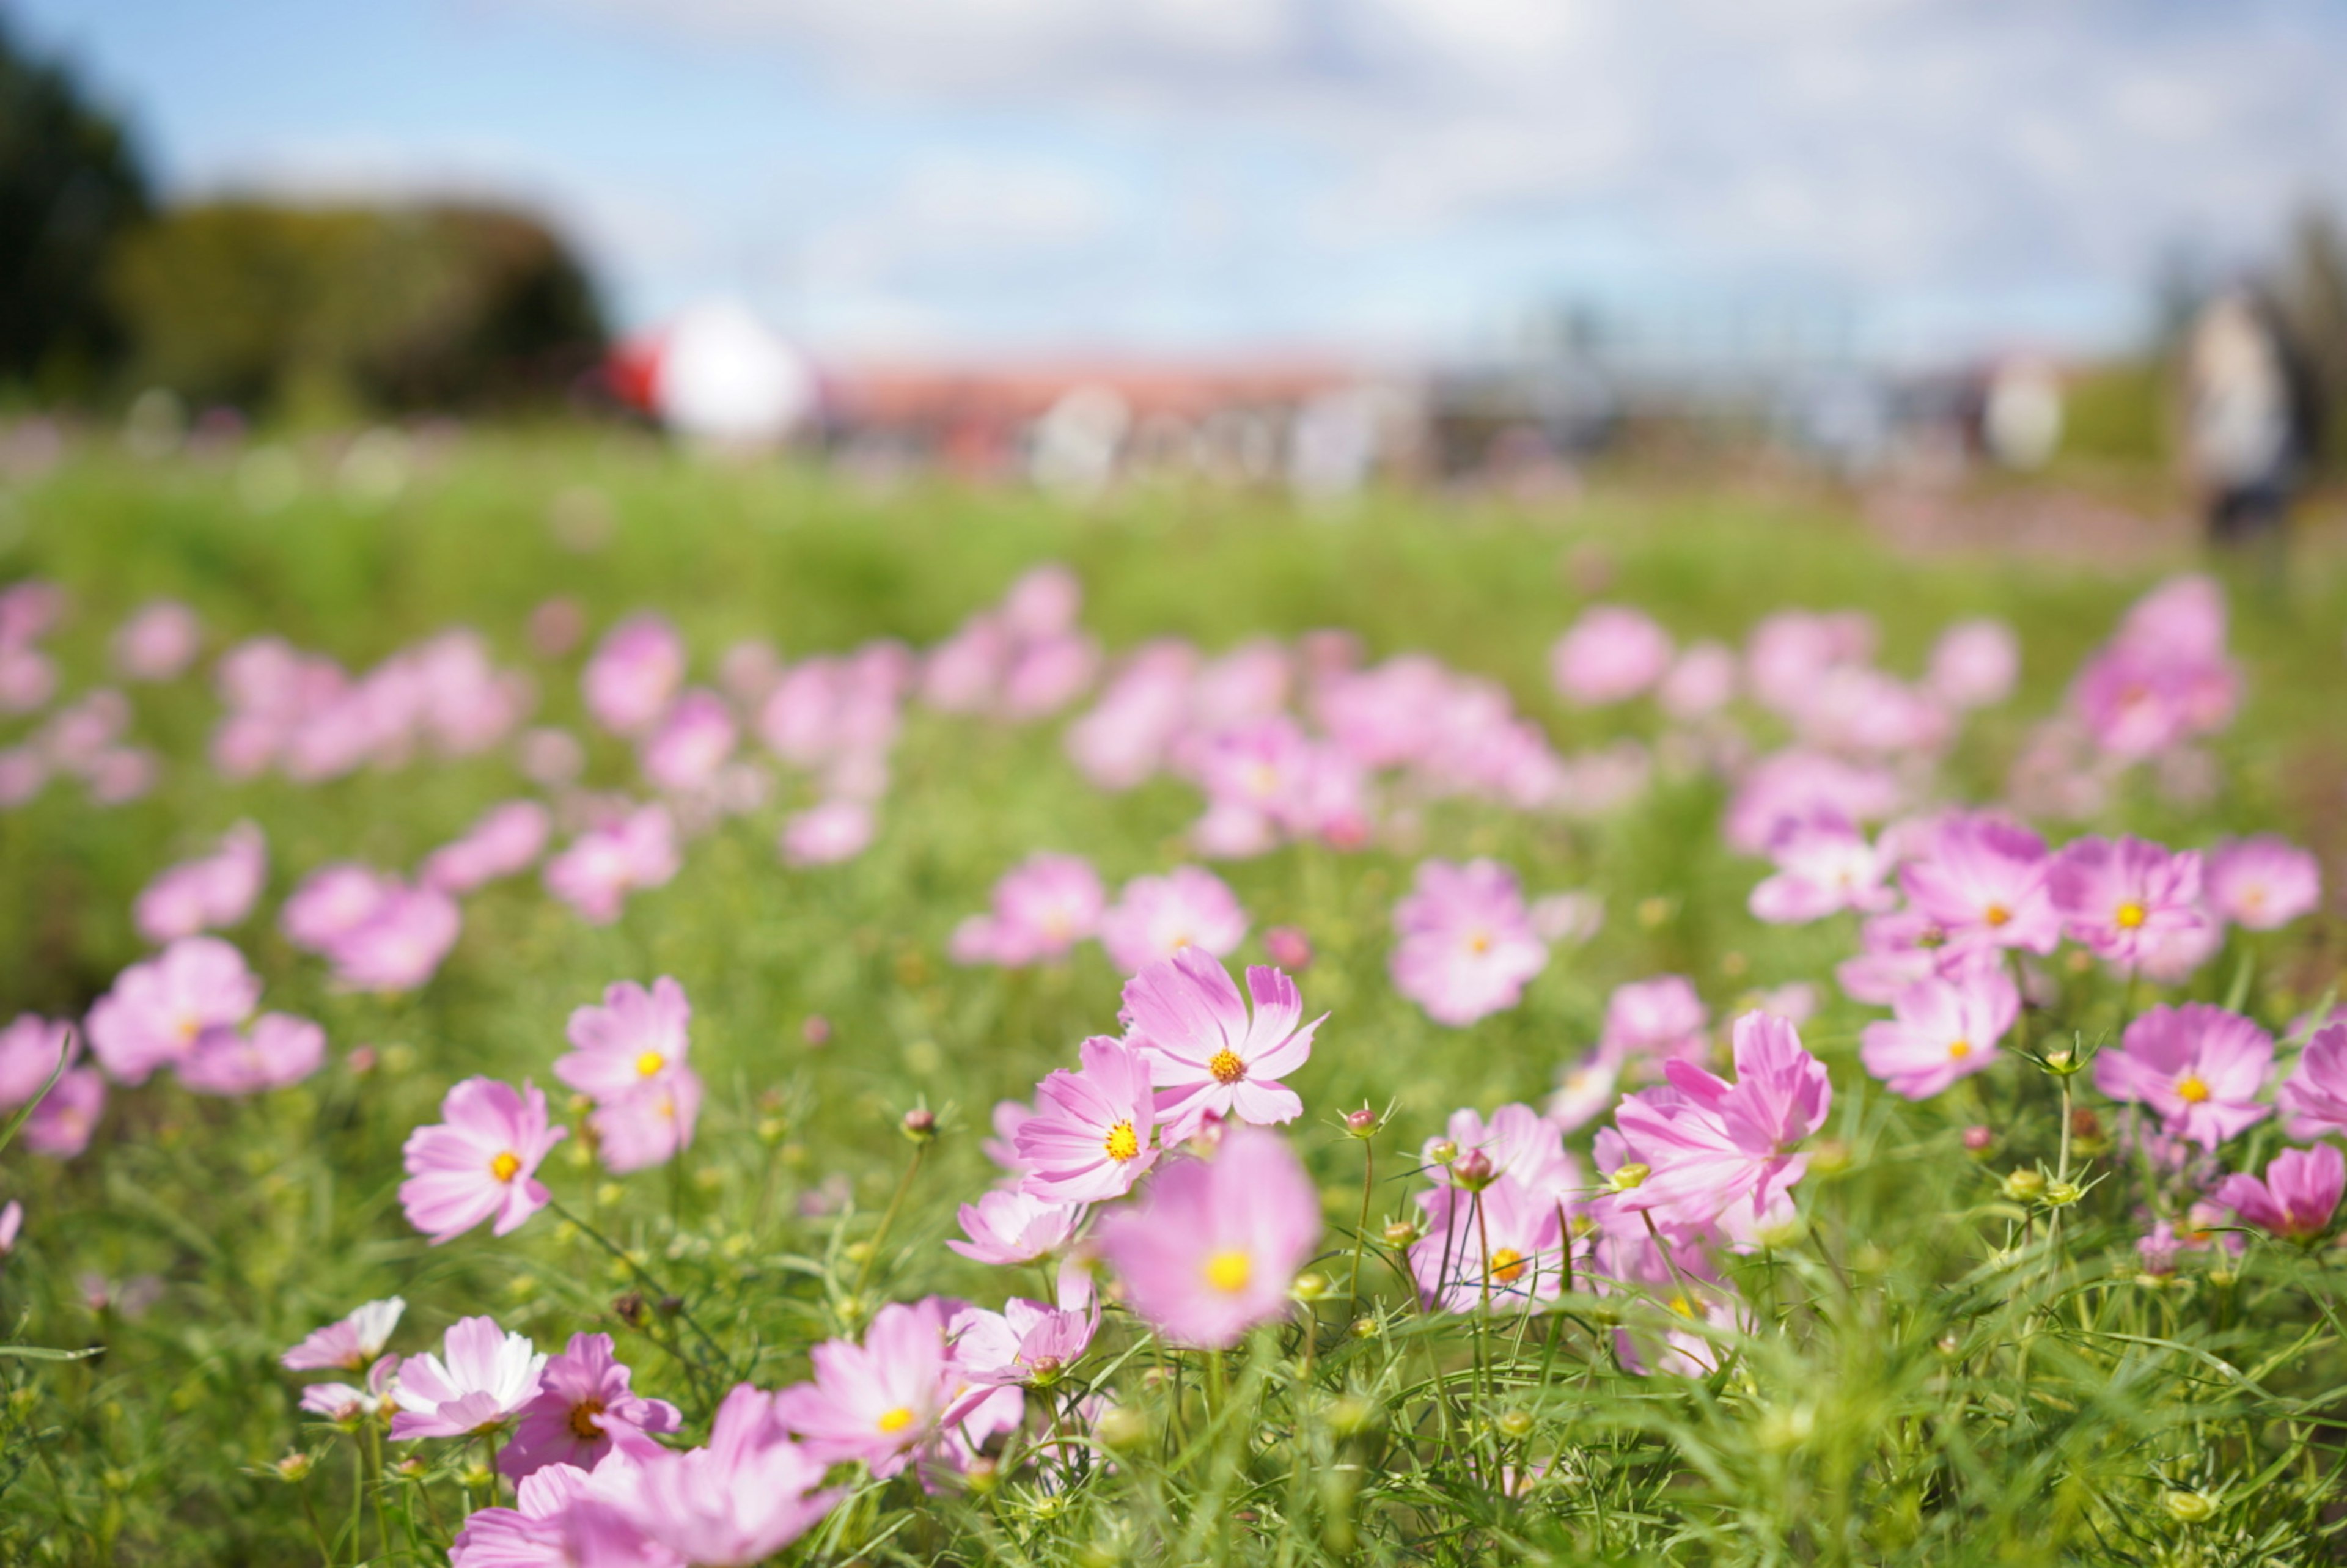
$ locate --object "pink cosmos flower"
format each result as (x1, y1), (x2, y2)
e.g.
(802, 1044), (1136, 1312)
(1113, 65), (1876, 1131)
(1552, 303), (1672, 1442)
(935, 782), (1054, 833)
(1658, 640), (1738, 719)
(1749, 815), (1892, 923)
(1722, 749), (1901, 857)
(641, 687), (736, 794)
(284, 1297), (405, 1372)
(1548, 1052), (1620, 1132)
(1926, 619), (2019, 709)
(421, 801), (552, 895)
(1612, 1011), (1832, 1236)
(1858, 965), (2019, 1101)
(1096, 1126), (1322, 1349)
(947, 1189), (1085, 1266)
(134, 822), (266, 944)
(1121, 948), (1321, 1141)
(624, 1384), (840, 1566)
(0, 1014), (74, 1108)
(1746, 610), (1876, 717)
(1551, 606), (1673, 705)
(399, 1077), (568, 1244)
(2279, 1023), (2347, 1140)
(555, 977), (703, 1174)
(949, 853), (1104, 967)
(946, 1294), (1100, 1391)
(982, 1097), (1037, 1181)
(391, 1316), (547, 1440)
(1263, 925), (1313, 972)
(323, 885), (461, 992)
(2203, 835), (2321, 931)
(1600, 976), (1709, 1064)
(1423, 1103), (1580, 1204)
(1098, 867), (1248, 974)
(2071, 576), (2239, 759)
(450, 1456), (676, 1568)
(2049, 835), (2206, 966)
(2093, 1003), (2272, 1151)
(1014, 1036), (1161, 1203)
(282, 863), (397, 953)
(21, 1067), (103, 1158)
(1898, 813), (2060, 954)
(1411, 1176), (1570, 1313)
(502, 1333), (681, 1480)
(583, 614), (686, 737)
(178, 1012), (327, 1096)
(545, 805), (680, 925)
(1389, 858), (1549, 1027)
(112, 599), (202, 682)
(0, 1200), (18, 1255)
(299, 1354), (402, 1424)
(2214, 1143), (2345, 1244)
(779, 800), (875, 867)
(775, 1297), (957, 1478)
(1065, 640), (1197, 790)
(84, 936), (262, 1085)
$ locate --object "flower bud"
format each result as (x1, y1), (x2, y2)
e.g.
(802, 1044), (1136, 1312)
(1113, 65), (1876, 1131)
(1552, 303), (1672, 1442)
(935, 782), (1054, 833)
(1343, 1106), (1379, 1138)
(1961, 1125), (1994, 1154)
(1496, 1409), (1535, 1440)
(2043, 1181), (2082, 1208)
(1383, 1218), (1421, 1247)
(1807, 1138), (1851, 1176)
(1324, 1396), (1376, 1438)
(2001, 1168), (2046, 1202)
(612, 1291), (647, 1327)
(1292, 1272), (1331, 1302)
(271, 1452), (315, 1483)
(2162, 1490), (2216, 1524)
(1095, 1405), (1149, 1451)
(1348, 1316), (1381, 1339)
(1265, 926), (1314, 972)
(963, 1456), (1001, 1494)
(1427, 1139), (1460, 1166)
(901, 1107), (938, 1143)
(1607, 1162), (1651, 1193)
(1452, 1150), (1497, 1190)
(801, 1014), (832, 1046)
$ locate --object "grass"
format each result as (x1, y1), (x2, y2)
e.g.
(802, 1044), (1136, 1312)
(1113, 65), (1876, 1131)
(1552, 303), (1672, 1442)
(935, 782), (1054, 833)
(0, 428), (2345, 1564)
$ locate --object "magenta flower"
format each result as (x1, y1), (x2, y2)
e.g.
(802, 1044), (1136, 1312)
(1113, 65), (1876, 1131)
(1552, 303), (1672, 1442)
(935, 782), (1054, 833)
(545, 805), (680, 925)
(623, 1384), (840, 1566)
(775, 1297), (956, 1478)
(112, 599), (202, 682)
(2214, 1144), (2344, 1244)
(1098, 1127), (1321, 1349)
(391, 1316), (548, 1440)
(21, 1068), (103, 1159)
(1013, 1036), (1160, 1203)
(583, 614), (686, 737)
(420, 801), (551, 895)
(134, 821), (266, 944)
(1859, 965), (2019, 1101)
(0, 1014), (74, 1107)
(284, 1297), (405, 1373)
(1926, 618), (2019, 709)
(2048, 835), (2207, 966)
(1550, 606), (1673, 705)
(946, 1294), (1100, 1390)
(2093, 1003), (2272, 1151)
(502, 1333), (681, 1480)
(947, 1189), (1085, 1266)
(1898, 813), (2060, 954)
(399, 1078), (568, 1245)
(641, 687), (737, 794)
(84, 936), (262, 1085)
(1612, 1011), (1832, 1235)
(179, 1013), (326, 1096)
(1122, 948), (1321, 1141)
(1389, 858), (1549, 1027)
(450, 1458), (672, 1568)
(949, 852), (1104, 967)
(1098, 866), (1248, 974)
(1410, 1176), (1569, 1313)
(2204, 835), (2321, 931)
(281, 863), (397, 954)
(2279, 1023), (2347, 1140)
(323, 884), (461, 992)
(1600, 976), (1708, 1064)
(1748, 815), (1892, 923)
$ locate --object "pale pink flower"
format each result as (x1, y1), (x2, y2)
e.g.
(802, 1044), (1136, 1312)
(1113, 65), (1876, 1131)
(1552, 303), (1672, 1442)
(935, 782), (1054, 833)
(84, 936), (262, 1085)
(0, 1200), (18, 1255)
(1389, 858), (1549, 1027)
(1722, 749), (1900, 856)
(948, 852), (1103, 967)
(556, 978), (702, 1175)
(982, 1097), (1037, 1181)
(1423, 1104), (1581, 1205)
(1612, 1011), (1832, 1235)
(582, 614), (686, 736)
(946, 1294), (1100, 1391)
(623, 1385), (840, 1566)
(2049, 835), (2206, 965)
(284, 1297), (406, 1372)
(1527, 892), (1604, 946)
(0, 1014), (74, 1107)
(1122, 948), (1321, 1142)
(590, 1075), (703, 1175)
(2214, 1144), (2344, 1244)
(1411, 1176), (1570, 1312)
(640, 687), (736, 794)
(502, 1333), (681, 1480)
(282, 863), (397, 953)
(1749, 815), (1892, 923)
(298, 1355), (402, 1424)
(2279, 1022), (2347, 1140)
(1658, 640), (1738, 719)
(1551, 606), (1673, 705)
(1859, 965), (2019, 1100)
(1263, 925), (1313, 972)
(324, 885), (461, 992)
(421, 802), (551, 895)
(528, 596), (588, 658)
(134, 821), (266, 943)
(1013, 1036), (1161, 1203)
(1548, 1051), (1620, 1132)
(1096, 1126), (1322, 1349)
(390, 1316), (546, 1440)
(1926, 619), (2019, 709)
(947, 1189), (1085, 1266)
(1003, 563), (1082, 639)
(779, 799), (876, 867)
(20, 1067), (103, 1159)
(1002, 633), (1100, 720)
(1600, 976), (1708, 1064)
(399, 1078), (567, 1244)
(1065, 640), (1197, 791)
(2093, 1003), (2272, 1151)
(178, 1012), (326, 1096)
(1899, 813), (2060, 954)
(1098, 867), (1247, 974)
(775, 1297), (957, 1478)
(545, 805), (680, 925)
(449, 1456), (675, 1568)
(2203, 835), (2321, 931)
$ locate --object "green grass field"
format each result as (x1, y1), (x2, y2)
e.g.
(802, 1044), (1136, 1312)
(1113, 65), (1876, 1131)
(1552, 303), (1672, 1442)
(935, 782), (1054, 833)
(2, 431), (2346, 1565)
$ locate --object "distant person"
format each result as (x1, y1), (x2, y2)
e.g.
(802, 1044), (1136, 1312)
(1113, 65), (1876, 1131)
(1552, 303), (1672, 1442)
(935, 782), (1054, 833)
(2181, 288), (2313, 556)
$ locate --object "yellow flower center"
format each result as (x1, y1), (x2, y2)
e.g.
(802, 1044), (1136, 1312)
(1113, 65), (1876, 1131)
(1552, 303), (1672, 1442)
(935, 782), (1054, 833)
(1203, 1250), (1252, 1292)
(1488, 1247), (1527, 1283)
(1207, 1049), (1247, 1085)
(1947, 1039), (1972, 1061)
(1103, 1121), (1140, 1163)
(876, 1406), (916, 1434)
(490, 1150), (522, 1183)
(2174, 1075), (2211, 1104)
(2115, 901), (2147, 929)
(567, 1399), (607, 1440)
(1467, 930), (1493, 954)
(1668, 1294), (1697, 1319)
(634, 1050), (666, 1077)
(1983, 903), (2010, 928)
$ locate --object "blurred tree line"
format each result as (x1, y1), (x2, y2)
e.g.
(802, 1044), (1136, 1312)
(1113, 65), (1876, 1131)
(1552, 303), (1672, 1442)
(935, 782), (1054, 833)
(0, 18), (605, 418)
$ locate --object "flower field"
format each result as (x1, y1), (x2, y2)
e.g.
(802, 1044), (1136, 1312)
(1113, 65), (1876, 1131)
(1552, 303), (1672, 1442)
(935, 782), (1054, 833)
(3, 436), (2347, 1566)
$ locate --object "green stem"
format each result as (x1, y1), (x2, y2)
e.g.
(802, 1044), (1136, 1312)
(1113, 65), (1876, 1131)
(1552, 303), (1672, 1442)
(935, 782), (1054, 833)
(1346, 1135), (1375, 1324)
(546, 1196), (730, 1388)
(851, 1139), (927, 1302)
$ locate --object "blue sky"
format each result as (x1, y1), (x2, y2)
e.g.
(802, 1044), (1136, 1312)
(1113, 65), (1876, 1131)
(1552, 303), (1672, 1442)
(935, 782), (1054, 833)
(16, 0), (2347, 364)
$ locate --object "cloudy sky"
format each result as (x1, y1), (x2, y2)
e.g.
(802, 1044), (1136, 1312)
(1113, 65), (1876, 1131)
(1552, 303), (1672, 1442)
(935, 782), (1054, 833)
(16, 0), (2347, 364)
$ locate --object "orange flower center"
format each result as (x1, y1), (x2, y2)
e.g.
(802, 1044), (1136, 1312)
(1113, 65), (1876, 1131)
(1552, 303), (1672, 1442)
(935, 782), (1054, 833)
(1983, 904), (2010, 928)
(1467, 930), (1493, 954)
(1103, 1121), (1140, 1163)
(1489, 1247), (1528, 1284)
(567, 1398), (607, 1440)
(1203, 1250), (1252, 1292)
(1947, 1039), (1972, 1061)
(877, 1406), (916, 1434)
(490, 1150), (522, 1183)
(2175, 1075), (2211, 1104)
(2115, 901), (2147, 929)
(1208, 1049), (1247, 1085)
